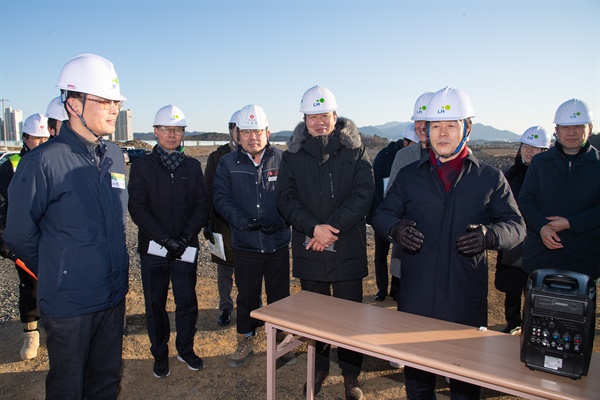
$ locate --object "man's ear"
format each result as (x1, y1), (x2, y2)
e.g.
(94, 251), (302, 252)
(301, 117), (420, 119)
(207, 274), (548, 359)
(65, 97), (81, 117)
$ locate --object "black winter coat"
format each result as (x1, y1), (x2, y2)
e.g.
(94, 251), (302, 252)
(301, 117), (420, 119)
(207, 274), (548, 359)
(128, 146), (209, 255)
(276, 117), (374, 282)
(372, 150), (525, 327)
(369, 139), (403, 222)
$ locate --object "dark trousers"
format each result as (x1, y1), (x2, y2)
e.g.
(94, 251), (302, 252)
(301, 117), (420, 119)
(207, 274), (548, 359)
(233, 247), (290, 335)
(140, 254), (198, 359)
(374, 235), (390, 293)
(43, 299), (125, 400)
(300, 279), (363, 377)
(15, 264), (39, 323)
(504, 293), (522, 327)
(404, 366), (481, 400)
(217, 263), (234, 311)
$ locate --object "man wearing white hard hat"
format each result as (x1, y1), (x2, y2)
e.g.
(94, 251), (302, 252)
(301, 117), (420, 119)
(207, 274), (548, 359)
(519, 99), (600, 281)
(276, 86), (374, 400)
(213, 104), (293, 369)
(45, 96), (68, 138)
(373, 86), (525, 400)
(5, 54), (129, 399)
(203, 110), (240, 327)
(494, 126), (552, 335)
(0, 113), (49, 361)
(128, 105), (209, 378)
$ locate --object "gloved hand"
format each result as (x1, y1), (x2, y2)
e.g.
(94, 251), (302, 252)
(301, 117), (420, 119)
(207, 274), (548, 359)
(456, 224), (497, 255)
(0, 241), (17, 261)
(245, 218), (262, 232)
(202, 225), (215, 244)
(180, 231), (196, 246)
(162, 237), (187, 260)
(389, 219), (424, 251)
(259, 218), (284, 235)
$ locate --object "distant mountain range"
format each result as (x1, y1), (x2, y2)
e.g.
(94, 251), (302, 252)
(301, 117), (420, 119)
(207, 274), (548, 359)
(134, 122), (521, 142)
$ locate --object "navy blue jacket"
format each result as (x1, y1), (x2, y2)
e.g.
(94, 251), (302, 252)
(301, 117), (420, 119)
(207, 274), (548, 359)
(213, 144), (290, 253)
(5, 124), (129, 317)
(519, 141), (600, 279)
(372, 150), (525, 327)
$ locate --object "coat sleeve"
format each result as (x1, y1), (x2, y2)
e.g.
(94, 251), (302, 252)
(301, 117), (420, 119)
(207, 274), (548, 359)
(275, 152), (321, 236)
(4, 154), (47, 274)
(204, 151), (219, 227)
(517, 159), (547, 235)
(212, 157), (252, 231)
(127, 160), (170, 243)
(325, 146), (374, 233)
(488, 171), (526, 251)
(181, 160), (209, 237)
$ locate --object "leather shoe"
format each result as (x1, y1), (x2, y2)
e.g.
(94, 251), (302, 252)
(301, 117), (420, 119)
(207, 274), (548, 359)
(344, 375), (363, 400)
(374, 290), (386, 301)
(303, 369), (329, 396)
(217, 309), (231, 326)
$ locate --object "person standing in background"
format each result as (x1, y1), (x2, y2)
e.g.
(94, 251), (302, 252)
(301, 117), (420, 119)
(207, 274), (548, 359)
(203, 109), (240, 327)
(5, 54), (129, 399)
(495, 126), (551, 334)
(276, 85), (374, 400)
(44, 96), (68, 138)
(0, 113), (50, 360)
(128, 105), (209, 378)
(519, 99), (600, 281)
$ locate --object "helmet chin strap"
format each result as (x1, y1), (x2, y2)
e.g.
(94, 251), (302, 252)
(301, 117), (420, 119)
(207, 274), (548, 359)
(427, 119), (468, 165)
(64, 92), (102, 141)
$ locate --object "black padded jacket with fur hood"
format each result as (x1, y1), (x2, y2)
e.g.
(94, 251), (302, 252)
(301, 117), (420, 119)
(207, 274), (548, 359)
(276, 117), (374, 282)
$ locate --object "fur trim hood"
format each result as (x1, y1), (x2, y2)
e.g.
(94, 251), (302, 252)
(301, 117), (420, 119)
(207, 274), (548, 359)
(287, 117), (362, 154)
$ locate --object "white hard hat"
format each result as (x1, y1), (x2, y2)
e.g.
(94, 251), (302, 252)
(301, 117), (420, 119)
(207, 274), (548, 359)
(402, 123), (419, 143)
(300, 85), (337, 114)
(553, 99), (593, 126)
(424, 86), (474, 122)
(519, 126), (551, 149)
(153, 105), (186, 127)
(411, 91), (435, 121)
(23, 113), (50, 137)
(229, 110), (240, 124)
(237, 104), (269, 130)
(56, 54), (126, 101)
(45, 96), (68, 121)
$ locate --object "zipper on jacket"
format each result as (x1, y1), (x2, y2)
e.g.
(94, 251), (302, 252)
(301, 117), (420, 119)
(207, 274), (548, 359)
(329, 173), (334, 199)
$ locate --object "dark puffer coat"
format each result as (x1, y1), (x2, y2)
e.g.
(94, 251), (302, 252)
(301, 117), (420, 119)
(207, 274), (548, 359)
(276, 117), (374, 282)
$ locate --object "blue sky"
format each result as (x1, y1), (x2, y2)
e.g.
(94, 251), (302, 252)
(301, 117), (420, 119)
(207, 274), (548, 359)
(1, 0), (598, 136)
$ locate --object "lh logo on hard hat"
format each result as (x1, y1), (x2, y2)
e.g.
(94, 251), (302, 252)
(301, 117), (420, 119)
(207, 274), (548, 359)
(111, 77), (119, 89)
(417, 105), (427, 114)
(437, 104), (451, 114)
(312, 97), (325, 107)
(527, 134), (539, 140)
(570, 112), (581, 119)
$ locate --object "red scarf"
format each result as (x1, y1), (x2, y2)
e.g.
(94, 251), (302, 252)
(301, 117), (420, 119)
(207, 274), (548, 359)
(429, 146), (468, 192)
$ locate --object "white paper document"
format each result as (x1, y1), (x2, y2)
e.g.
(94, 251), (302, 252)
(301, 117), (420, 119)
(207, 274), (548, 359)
(148, 240), (198, 263)
(208, 232), (226, 261)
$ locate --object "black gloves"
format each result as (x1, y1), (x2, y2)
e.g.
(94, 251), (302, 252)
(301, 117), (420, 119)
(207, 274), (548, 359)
(245, 218), (262, 231)
(180, 231), (196, 246)
(259, 218), (284, 235)
(202, 225), (215, 244)
(389, 219), (424, 251)
(456, 224), (497, 255)
(162, 237), (187, 260)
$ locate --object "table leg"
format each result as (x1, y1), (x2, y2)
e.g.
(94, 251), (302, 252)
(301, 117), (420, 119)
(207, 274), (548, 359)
(306, 338), (316, 400)
(266, 323), (276, 399)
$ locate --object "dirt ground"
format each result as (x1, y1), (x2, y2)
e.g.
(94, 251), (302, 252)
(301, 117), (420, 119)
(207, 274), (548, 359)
(0, 144), (597, 400)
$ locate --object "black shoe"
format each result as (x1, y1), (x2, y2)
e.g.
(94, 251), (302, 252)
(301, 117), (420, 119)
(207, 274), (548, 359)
(389, 289), (398, 301)
(500, 322), (520, 333)
(303, 369), (329, 396)
(177, 352), (205, 371)
(217, 309), (231, 326)
(153, 356), (171, 379)
(374, 290), (386, 301)
(343, 375), (364, 400)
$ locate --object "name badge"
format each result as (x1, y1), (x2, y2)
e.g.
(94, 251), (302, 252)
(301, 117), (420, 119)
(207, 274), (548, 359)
(111, 172), (126, 189)
(268, 176), (278, 182)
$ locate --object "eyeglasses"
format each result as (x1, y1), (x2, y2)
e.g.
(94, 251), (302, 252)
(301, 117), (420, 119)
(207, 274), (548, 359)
(239, 129), (265, 137)
(159, 126), (185, 136)
(86, 97), (123, 110)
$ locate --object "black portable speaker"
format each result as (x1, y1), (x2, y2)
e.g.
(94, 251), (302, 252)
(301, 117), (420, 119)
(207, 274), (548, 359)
(520, 269), (596, 379)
